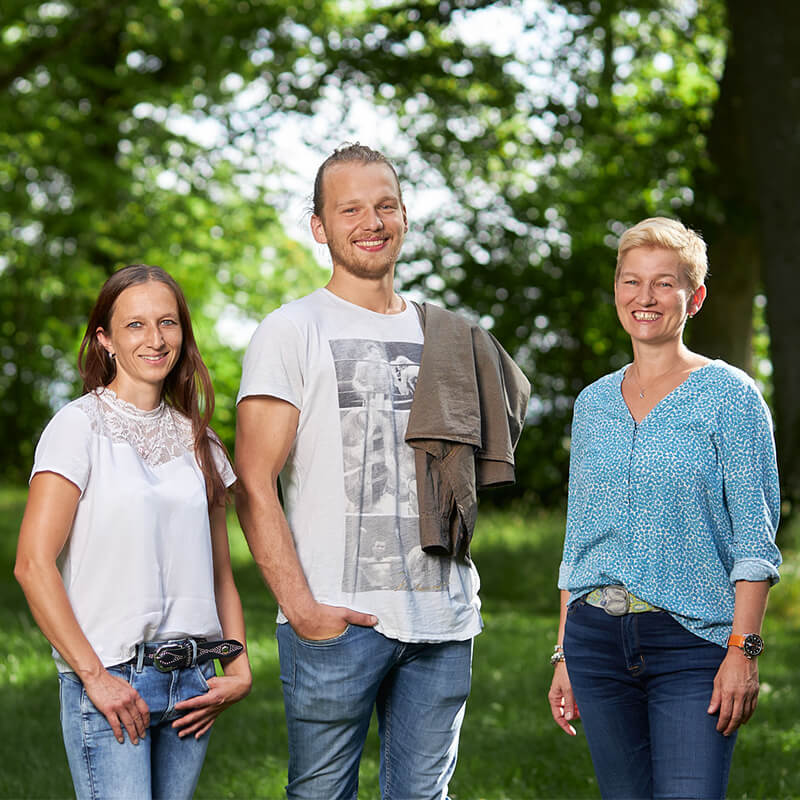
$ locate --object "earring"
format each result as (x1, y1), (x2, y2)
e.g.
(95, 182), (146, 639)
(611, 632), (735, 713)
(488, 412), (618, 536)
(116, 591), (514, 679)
(109, 351), (116, 359)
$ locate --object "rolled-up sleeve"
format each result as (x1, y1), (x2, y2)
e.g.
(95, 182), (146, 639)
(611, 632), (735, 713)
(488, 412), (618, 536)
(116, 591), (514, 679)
(718, 382), (782, 585)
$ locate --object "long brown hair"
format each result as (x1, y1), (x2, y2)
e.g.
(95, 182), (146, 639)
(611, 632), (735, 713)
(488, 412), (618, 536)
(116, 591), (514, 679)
(78, 264), (231, 507)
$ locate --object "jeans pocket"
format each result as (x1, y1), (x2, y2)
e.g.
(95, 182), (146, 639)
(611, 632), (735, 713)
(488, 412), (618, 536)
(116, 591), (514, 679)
(107, 663), (132, 681)
(194, 660), (216, 692)
(294, 623), (352, 647)
(77, 665), (132, 734)
(566, 598), (585, 617)
(77, 663), (132, 708)
(58, 669), (82, 687)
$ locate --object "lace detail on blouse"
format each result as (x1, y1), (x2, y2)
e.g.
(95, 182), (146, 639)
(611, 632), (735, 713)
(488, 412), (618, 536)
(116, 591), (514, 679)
(75, 388), (195, 467)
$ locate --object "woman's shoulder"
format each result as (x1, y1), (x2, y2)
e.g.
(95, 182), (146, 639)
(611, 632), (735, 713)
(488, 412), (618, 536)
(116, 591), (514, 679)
(165, 402), (192, 427)
(698, 359), (763, 400)
(575, 367), (626, 409)
(34, 394), (100, 475)
(45, 392), (101, 432)
(696, 360), (773, 430)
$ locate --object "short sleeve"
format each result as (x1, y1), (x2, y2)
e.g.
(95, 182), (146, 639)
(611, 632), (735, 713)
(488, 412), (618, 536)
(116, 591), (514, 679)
(237, 309), (305, 409)
(31, 403), (93, 493)
(209, 433), (236, 488)
(718, 379), (782, 584)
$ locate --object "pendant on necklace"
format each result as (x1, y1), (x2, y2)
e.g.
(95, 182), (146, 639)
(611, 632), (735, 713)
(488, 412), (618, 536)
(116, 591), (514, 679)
(639, 389), (645, 399)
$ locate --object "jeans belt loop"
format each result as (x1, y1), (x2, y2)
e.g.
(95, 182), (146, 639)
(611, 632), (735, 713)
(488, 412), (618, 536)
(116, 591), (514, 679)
(189, 637), (198, 668)
(135, 642), (146, 673)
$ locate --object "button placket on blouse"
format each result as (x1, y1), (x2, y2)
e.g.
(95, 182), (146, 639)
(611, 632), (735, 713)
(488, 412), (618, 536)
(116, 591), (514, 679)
(626, 418), (639, 506)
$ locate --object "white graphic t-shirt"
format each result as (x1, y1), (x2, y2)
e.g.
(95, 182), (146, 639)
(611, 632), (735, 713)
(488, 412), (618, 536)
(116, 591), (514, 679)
(238, 288), (482, 642)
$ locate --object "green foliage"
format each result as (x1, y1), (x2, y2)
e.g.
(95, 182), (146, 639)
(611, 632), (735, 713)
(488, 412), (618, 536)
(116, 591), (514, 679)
(3, 0), (792, 508)
(0, 0), (525, 482)
(388, 0), (729, 504)
(0, 0), (339, 477)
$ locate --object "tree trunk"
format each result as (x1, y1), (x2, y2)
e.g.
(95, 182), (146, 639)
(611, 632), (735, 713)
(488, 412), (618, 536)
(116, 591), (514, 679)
(725, 0), (800, 512)
(688, 20), (760, 373)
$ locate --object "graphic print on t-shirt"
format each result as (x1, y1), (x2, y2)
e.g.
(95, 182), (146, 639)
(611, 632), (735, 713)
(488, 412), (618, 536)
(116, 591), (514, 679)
(330, 338), (448, 593)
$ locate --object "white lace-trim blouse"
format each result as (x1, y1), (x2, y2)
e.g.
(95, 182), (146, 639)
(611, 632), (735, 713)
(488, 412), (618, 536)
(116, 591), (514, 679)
(31, 388), (235, 671)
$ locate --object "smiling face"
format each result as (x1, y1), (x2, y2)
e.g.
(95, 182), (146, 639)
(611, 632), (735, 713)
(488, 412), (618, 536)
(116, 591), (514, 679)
(310, 161), (408, 281)
(614, 246), (706, 347)
(96, 280), (183, 403)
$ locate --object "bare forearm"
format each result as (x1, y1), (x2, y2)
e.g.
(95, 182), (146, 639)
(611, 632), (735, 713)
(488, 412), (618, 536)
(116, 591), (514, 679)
(213, 570), (251, 681)
(218, 605), (250, 679)
(235, 484), (316, 626)
(234, 397), (376, 640)
(15, 560), (105, 681)
(556, 589), (570, 644)
(15, 474), (103, 679)
(731, 579), (770, 635)
(708, 580), (769, 735)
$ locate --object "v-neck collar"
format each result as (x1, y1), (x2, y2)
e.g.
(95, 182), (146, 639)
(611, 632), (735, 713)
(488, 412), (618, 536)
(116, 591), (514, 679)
(617, 360), (718, 425)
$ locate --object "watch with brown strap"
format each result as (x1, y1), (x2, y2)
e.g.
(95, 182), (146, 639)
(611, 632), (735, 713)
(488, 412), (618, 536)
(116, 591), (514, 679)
(727, 632), (764, 659)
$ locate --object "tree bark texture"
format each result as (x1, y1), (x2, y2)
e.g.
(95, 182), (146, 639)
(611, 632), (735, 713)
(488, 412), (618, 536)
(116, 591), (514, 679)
(688, 31), (761, 374)
(725, 0), (800, 511)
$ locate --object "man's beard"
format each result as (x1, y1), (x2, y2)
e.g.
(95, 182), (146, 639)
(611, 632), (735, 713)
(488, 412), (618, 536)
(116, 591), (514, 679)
(327, 237), (402, 280)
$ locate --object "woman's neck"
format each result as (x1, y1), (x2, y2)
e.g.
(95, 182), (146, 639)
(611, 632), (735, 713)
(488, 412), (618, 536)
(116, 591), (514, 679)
(104, 377), (163, 411)
(630, 340), (694, 382)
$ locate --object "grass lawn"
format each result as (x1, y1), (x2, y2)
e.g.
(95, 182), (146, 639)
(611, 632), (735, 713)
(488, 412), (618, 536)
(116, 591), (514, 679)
(2, 484), (799, 799)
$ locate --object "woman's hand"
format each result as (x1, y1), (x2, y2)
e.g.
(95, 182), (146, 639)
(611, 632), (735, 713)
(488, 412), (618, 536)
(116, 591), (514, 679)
(82, 669), (150, 744)
(548, 661), (580, 736)
(172, 672), (252, 739)
(707, 648), (759, 736)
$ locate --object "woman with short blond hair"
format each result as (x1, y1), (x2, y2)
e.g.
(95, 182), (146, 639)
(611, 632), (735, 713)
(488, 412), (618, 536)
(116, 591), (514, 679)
(548, 217), (781, 799)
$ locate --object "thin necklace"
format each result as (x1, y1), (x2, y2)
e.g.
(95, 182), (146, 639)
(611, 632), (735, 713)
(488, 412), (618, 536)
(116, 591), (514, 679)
(629, 362), (686, 399)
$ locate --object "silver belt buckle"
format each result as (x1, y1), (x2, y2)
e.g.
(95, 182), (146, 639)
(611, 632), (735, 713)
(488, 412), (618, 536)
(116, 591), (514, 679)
(601, 585), (630, 616)
(153, 640), (193, 672)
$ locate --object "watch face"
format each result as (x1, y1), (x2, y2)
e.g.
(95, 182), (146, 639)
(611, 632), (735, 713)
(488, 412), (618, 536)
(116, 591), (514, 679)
(743, 633), (764, 658)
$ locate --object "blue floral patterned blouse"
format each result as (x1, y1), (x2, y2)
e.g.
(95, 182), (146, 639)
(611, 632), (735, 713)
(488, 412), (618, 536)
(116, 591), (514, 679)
(558, 359), (782, 646)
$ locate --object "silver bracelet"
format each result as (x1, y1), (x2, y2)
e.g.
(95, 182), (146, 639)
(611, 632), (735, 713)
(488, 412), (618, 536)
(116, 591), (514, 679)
(550, 644), (565, 665)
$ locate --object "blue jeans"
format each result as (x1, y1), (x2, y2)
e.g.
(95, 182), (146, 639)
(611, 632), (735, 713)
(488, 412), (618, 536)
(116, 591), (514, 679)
(564, 601), (737, 799)
(277, 622), (473, 800)
(58, 654), (215, 800)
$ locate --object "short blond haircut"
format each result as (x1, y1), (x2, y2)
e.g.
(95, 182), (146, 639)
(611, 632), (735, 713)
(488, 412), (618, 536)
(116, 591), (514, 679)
(615, 217), (708, 290)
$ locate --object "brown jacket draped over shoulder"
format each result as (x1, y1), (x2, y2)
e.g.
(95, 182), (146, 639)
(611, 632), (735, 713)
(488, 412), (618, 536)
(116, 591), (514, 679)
(406, 302), (531, 558)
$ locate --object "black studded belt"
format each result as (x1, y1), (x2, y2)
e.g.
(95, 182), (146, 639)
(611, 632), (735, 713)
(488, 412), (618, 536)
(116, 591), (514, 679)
(133, 638), (244, 672)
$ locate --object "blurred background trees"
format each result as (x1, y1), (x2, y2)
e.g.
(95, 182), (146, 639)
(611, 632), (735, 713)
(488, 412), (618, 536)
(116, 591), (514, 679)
(2, 0), (798, 515)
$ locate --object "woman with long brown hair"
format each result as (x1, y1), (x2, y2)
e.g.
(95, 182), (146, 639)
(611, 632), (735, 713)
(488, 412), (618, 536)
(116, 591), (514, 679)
(15, 264), (251, 800)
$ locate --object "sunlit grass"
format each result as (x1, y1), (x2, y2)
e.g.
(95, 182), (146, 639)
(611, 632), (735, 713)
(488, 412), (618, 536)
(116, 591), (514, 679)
(2, 487), (799, 799)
